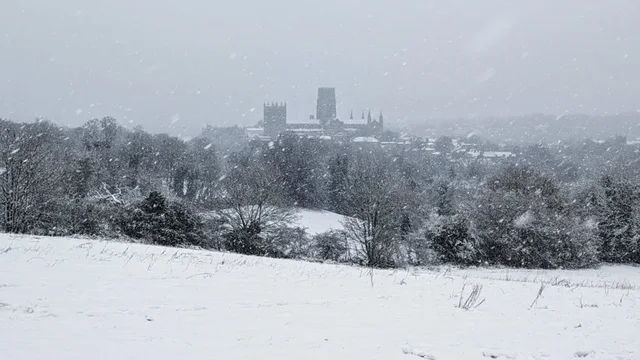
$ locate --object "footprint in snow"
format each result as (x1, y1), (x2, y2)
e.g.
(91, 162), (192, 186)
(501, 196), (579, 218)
(402, 346), (436, 359)
(574, 350), (595, 358)
(482, 350), (517, 359)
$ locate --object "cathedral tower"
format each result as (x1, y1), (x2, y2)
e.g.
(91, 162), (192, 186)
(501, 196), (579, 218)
(316, 87), (337, 126)
(263, 102), (287, 137)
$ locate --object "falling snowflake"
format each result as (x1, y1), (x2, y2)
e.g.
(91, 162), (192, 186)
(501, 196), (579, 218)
(514, 211), (535, 228)
(477, 68), (496, 83)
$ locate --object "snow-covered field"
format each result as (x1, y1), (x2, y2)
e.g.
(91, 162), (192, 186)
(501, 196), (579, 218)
(291, 208), (348, 236)
(1, 233), (638, 360)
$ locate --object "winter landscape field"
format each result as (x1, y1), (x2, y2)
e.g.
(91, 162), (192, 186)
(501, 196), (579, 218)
(1, 232), (638, 360)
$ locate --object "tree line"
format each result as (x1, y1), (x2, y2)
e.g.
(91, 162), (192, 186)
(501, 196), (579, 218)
(1, 117), (639, 269)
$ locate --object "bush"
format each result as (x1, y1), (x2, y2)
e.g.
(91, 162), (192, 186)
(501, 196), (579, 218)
(224, 224), (310, 259)
(434, 165), (602, 269)
(478, 215), (599, 269)
(429, 216), (478, 265)
(313, 230), (350, 262)
(468, 165), (599, 269)
(223, 223), (264, 255)
(27, 197), (124, 238)
(119, 191), (206, 247)
(264, 226), (310, 259)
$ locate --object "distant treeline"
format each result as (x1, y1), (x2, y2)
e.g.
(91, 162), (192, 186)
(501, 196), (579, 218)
(1, 117), (639, 268)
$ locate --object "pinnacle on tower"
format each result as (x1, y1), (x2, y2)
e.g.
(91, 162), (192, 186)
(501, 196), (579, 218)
(361, 111), (365, 120)
(350, 110), (354, 120)
(379, 111), (384, 124)
(367, 110), (372, 124)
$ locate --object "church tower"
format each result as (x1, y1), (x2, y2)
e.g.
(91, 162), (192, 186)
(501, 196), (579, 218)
(263, 102), (287, 137)
(316, 87), (337, 126)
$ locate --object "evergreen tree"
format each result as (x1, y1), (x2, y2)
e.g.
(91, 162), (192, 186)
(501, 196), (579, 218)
(595, 174), (639, 263)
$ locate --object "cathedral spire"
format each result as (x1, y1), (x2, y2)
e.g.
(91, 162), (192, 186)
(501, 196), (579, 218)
(367, 110), (372, 124)
(379, 111), (384, 125)
(350, 110), (354, 120)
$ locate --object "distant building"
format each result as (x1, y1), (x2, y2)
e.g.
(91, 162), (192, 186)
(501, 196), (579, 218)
(263, 102), (287, 137)
(316, 87), (337, 125)
(261, 87), (384, 139)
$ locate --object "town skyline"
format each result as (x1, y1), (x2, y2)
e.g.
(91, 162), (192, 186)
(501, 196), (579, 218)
(2, 0), (639, 136)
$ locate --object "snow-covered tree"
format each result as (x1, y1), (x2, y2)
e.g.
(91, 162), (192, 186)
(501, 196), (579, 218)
(0, 119), (68, 233)
(342, 150), (406, 267)
(466, 164), (598, 268)
(215, 148), (293, 255)
(592, 173), (640, 263)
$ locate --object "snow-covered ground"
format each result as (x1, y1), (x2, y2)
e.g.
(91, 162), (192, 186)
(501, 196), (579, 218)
(201, 207), (350, 237)
(291, 208), (348, 235)
(1, 233), (638, 360)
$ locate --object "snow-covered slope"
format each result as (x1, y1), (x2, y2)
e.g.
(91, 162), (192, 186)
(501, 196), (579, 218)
(291, 208), (348, 235)
(1, 234), (638, 359)
(202, 207), (350, 236)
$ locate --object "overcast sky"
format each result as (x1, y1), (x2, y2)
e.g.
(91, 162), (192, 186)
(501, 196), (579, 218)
(1, 0), (638, 136)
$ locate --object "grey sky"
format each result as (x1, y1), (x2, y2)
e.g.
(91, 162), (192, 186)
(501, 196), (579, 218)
(1, 0), (638, 136)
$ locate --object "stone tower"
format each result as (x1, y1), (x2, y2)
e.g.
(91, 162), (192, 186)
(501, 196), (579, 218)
(263, 102), (287, 137)
(316, 87), (337, 126)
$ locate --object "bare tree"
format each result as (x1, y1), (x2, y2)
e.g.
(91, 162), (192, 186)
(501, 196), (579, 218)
(0, 120), (67, 233)
(215, 148), (294, 255)
(342, 150), (405, 267)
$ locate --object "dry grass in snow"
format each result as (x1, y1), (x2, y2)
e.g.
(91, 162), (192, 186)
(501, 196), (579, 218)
(1, 233), (639, 359)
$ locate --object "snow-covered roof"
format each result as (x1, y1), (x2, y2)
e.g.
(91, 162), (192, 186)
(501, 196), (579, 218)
(289, 128), (324, 132)
(342, 120), (368, 125)
(245, 127), (264, 138)
(352, 136), (379, 143)
(380, 141), (410, 145)
(483, 151), (515, 158)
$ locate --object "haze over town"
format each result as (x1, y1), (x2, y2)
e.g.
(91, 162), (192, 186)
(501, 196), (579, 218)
(2, 0), (639, 136)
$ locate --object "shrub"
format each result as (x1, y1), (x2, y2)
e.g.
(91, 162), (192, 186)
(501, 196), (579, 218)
(264, 226), (310, 259)
(313, 230), (350, 262)
(223, 224), (264, 255)
(429, 216), (479, 265)
(223, 224), (310, 259)
(468, 165), (599, 269)
(119, 191), (206, 247)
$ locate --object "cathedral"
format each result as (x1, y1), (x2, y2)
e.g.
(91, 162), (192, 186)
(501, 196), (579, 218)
(262, 87), (384, 138)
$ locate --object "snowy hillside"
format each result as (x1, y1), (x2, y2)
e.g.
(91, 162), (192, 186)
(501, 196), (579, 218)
(290, 208), (348, 235)
(207, 207), (350, 236)
(1, 234), (638, 359)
